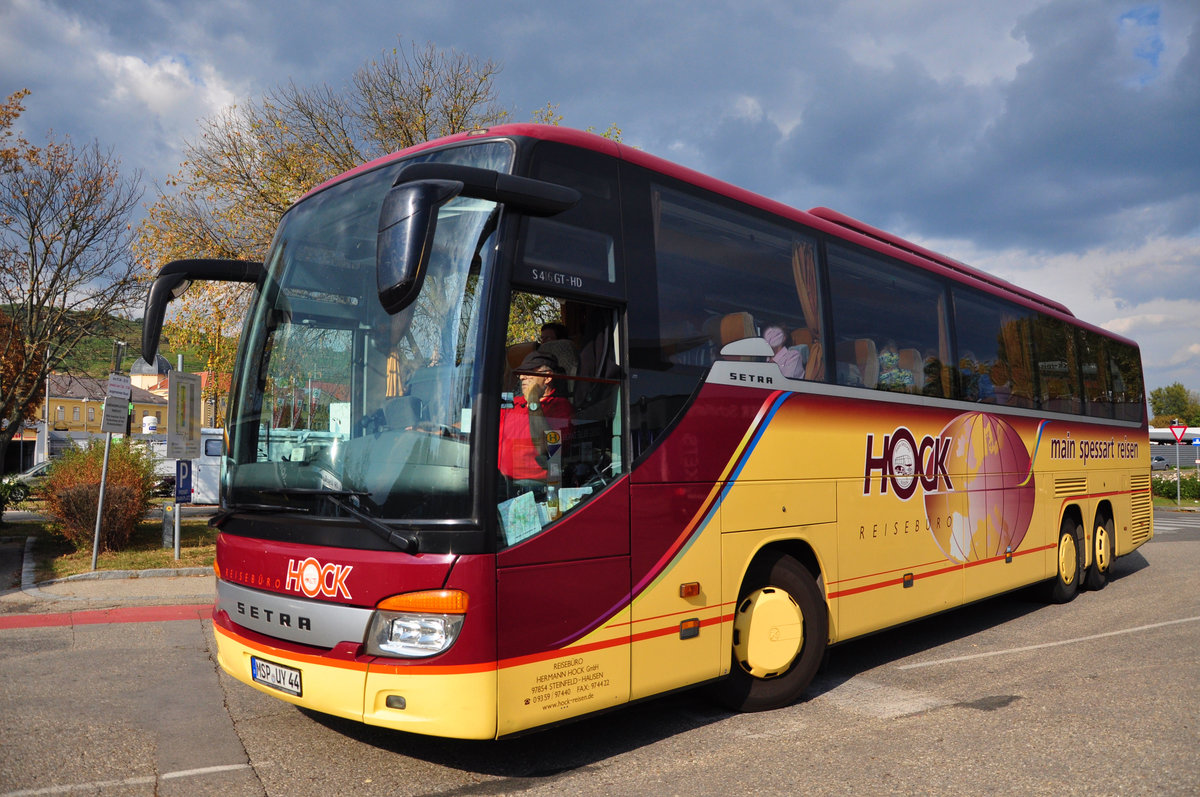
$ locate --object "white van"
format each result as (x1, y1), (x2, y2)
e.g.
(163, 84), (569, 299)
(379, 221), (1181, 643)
(190, 428), (224, 504)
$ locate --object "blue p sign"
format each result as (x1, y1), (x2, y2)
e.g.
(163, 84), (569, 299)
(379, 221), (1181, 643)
(175, 460), (193, 503)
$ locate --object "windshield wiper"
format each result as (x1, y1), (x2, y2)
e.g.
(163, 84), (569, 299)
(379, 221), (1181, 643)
(251, 488), (419, 553)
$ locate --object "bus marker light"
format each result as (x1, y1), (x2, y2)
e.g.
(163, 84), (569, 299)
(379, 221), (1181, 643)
(679, 582), (701, 598)
(903, 573), (914, 588)
(368, 591), (469, 658)
(680, 618), (700, 639)
(377, 590), (469, 614)
(386, 695), (407, 710)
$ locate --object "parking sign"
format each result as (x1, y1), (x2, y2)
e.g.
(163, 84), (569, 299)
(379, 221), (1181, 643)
(175, 459), (192, 503)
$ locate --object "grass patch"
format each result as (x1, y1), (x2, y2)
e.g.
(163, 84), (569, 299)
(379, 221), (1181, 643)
(1154, 495), (1200, 509)
(10, 516), (216, 583)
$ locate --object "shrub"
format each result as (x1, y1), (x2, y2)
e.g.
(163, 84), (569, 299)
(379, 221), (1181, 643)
(41, 438), (156, 552)
(0, 478), (15, 524)
(1151, 473), (1200, 502)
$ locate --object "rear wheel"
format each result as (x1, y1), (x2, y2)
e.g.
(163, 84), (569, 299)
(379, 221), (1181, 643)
(712, 553), (827, 712)
(1047, 517), (1082, 604)
(1085, 516), (1114, 591)
(9, 483), (28, 502)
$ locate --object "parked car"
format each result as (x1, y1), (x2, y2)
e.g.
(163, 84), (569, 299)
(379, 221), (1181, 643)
(1151, 455), (1169, 471)
(7, 460), (53, 501)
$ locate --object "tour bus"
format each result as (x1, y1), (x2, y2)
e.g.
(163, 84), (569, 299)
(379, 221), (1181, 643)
(142, 125), (1151, 739)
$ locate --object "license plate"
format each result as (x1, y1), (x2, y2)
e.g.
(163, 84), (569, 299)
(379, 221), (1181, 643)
(251, 656), (302, 697)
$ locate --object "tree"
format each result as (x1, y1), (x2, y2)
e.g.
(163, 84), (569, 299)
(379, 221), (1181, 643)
(0, 90), (144, 469)
(0, 310), (44, 425)
(135, 41), (514, 419)
(1149, 382), (1200, 426)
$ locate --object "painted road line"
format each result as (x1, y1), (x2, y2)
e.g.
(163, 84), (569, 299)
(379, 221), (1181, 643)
(0, 763), (253, 797)
(897, 615), (1200, 670)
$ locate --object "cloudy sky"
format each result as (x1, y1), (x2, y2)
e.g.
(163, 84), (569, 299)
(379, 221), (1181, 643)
(3, 0), (1198, 398)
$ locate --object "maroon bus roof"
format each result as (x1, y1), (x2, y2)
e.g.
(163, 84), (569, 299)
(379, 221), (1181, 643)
(805, 207), (1073, 316)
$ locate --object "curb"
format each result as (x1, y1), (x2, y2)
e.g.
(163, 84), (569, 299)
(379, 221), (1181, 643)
(18, 535), (210, 601)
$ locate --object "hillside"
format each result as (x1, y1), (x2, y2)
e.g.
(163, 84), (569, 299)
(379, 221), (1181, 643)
(3, 307), (215, 377)
(65, 319), (214, 377)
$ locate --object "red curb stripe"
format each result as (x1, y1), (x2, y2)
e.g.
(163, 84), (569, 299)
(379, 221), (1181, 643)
(0, 603), (214, 630)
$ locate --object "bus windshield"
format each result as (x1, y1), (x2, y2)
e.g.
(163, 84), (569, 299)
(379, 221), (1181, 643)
(224, 140), (514, 523)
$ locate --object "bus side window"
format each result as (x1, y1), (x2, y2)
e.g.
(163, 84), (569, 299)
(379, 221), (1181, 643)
(952, 289), (1037, 408)
(1078, 329), (1114, 419)
(1108, 340), (1145, 422)
(1033, 314), (1082, 414)
(827, 243), (946, 394)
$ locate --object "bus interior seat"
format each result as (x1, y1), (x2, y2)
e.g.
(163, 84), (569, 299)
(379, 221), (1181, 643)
(383, 395), (426, 430)
(407, 366), (455, 425)
(899, 348), (924, 391)
(837, 338), (879, 388)
(712, 311), (756, 361)
(539, 339), (578, 376)
(506, 341), (538, 370)
(503, 341), (537, 393)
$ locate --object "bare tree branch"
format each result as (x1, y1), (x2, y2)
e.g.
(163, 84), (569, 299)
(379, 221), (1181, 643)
(0, 101), (144, 464)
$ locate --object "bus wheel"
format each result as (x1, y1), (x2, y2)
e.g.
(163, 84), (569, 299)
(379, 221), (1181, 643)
(1047, 517), (1082, 604)
(1085, 516), (1114, 591)
(712, 553), (827, 712)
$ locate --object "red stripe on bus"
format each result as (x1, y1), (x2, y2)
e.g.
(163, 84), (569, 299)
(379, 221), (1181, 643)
(827, 543), (1057, 599)
(630, 614), (730, 644)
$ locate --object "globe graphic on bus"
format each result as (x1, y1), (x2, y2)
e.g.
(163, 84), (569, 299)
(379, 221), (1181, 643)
(923, 412), (1035, 564)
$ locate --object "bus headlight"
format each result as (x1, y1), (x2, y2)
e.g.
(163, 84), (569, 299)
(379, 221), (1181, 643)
(365, 590), (468, 658)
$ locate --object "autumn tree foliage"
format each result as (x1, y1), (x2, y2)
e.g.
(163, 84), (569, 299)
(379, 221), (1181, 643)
(41, 437), (156, 551)
(0, 89), (144, 468)
(134, 42), (513, 417)
(0, 311), (44, 425)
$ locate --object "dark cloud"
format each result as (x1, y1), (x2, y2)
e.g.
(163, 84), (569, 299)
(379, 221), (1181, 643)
(671, 1), (1200, 257)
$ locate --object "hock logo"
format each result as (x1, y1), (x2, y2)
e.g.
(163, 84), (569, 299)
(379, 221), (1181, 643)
(285, 556), (353, 600)
(863, 427), (954, 500)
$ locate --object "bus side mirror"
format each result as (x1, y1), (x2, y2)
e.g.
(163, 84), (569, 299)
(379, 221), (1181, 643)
(142, 258), (262, 365)
(376, 179), (463, 315)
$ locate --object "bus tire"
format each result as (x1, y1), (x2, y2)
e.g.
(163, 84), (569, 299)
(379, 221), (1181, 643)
(1047, 517), (1082, 604)
(1085, 516), (1114, 591)
(712, 553), (827, 712)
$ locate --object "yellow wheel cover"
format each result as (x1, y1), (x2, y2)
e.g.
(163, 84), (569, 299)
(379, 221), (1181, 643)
(732, 587), (804, 678)
(1094, 523), (1111, 573)
(1058, 532), (1078, 585)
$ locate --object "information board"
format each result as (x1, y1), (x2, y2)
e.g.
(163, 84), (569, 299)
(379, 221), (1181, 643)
(167, 371), (202, 460)
(100, 397), (127, 434)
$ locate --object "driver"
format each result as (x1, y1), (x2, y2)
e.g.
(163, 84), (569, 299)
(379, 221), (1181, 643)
(498, 350), (573, 488)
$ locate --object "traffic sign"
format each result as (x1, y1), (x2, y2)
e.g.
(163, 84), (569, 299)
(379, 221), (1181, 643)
(175, 460), (192, 503)
(1170, 425), (1188, 443)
